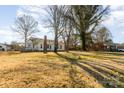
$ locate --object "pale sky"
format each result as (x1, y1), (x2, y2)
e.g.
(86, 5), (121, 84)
(0, 5), (124, 44)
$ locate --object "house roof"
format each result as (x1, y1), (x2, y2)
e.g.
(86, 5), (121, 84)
(0, 43), (11, 47)
(29, 37), (64, 44)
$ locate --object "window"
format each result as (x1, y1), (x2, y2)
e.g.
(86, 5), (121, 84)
(2, 48), (5, 51)
(28, 44), (31, 47)
(49, 45), (51, 49)
(47, 44), (49, 49)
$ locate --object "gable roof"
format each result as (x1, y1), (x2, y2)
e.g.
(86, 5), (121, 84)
(29, 37), (64, 44)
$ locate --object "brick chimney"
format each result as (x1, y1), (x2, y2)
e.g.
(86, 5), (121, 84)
(44, 35), (47, 53)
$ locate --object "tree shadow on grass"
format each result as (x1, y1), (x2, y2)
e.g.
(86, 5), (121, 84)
(101, 52), (124, 56)
(56, 53), (124, 88)
(71, 52), (124, 66)
(56, 53), (91, 87)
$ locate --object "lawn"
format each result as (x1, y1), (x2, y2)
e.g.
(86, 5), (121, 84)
(0, 51), (124, 88)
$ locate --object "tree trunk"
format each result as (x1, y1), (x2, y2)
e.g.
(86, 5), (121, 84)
(64, 43), (67, 51)
(81, 32), (86, 51)
(24, 35), (27, 50)
(66, 38), (69, 52)
(54, 34), (58, 53)
(32, 43), (34, 51)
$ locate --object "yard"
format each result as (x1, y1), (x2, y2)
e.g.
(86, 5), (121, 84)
(0, 51), (124, 88)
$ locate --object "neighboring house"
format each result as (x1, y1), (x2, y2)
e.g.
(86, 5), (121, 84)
(26, 37), (65, 51)
(104, 43), (124, 52)
(10, 42), (23, 51)
(0, 43), (11, 51)
(92, 42), (118, 51)
(104, 43), (118, 52)
(116, 43), (124, 52)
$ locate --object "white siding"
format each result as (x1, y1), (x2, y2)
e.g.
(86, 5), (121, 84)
(26, 39), (65, 51)
(0, 44), (7, 51)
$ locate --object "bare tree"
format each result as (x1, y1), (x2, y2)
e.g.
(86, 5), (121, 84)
(12, 14), (39, 49)
(62, 5), (109, 51)
(69, 33), (80, 49)
(10, 41), (21, 51)
(93, 26), (112, 44)
(29, 37), (39, 50)
(44, 5), (64, 52)
(61, 17), (74, 52)
(92, 26), (112, 50)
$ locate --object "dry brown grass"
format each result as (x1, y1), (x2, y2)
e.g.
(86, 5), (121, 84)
(0, 51), (124, 88)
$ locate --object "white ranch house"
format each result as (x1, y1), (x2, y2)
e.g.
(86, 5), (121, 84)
(0, 43), (11, 51)
(26, 37), (65, 51)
